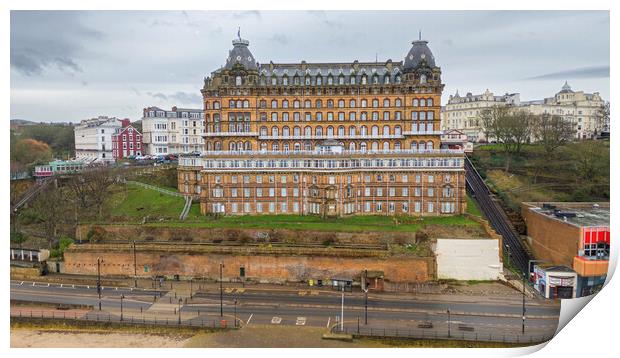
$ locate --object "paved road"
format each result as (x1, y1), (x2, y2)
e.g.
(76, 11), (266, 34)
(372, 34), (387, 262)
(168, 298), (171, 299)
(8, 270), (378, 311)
(10, 280), (560, 336)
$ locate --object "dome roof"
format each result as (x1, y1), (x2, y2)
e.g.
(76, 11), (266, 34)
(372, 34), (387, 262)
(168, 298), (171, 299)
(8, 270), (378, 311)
(224, 38), (258, 71)
(403, 40), (436, 71)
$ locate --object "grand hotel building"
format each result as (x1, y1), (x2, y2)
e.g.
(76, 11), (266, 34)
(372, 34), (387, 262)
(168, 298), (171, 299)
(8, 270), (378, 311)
(177, 35), (466, 217)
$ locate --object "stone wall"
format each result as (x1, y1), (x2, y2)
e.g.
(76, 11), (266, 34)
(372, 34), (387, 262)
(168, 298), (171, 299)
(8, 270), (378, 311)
(63, 243), (434, 285)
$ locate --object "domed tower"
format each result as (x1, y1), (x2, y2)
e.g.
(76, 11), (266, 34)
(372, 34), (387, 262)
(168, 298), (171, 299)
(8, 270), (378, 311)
(213, 33), (259, 88)
(402, 34), (441, 87)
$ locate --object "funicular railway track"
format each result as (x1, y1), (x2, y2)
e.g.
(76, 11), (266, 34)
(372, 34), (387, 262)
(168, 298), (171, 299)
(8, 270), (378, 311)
(464, 156), (530, 274)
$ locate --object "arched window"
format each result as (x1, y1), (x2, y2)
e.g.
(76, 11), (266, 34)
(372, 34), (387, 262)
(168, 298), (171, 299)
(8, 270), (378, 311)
(394, 141), (401, 150)
(304, 126), (312, 136)
(372, 112), (379, 121)
(419, 141), (426, 150)
(383, 111), (390, 120)
(395, 75), (401, 84)
(316, 113), (323, 121)
(282, 100), (289, 108)
(349, 99), (356, 108)
(338, 126), (345, 136)
(372, 99), (379, 108)
(349, 142), (356, 151)
(383, 98), (390, 107)
(294, 142), (301, 151)
(361, 112), (367, 121)
(371, 125), (379, 136)
(327, 126), (334, 137)
(260, 142), (267, 151)
(427, 141), (434, 150)
(271, 113), (278, 121)
(412, 99), (419, 107)
(361, 99), (367, 108)
(338, 99), (345, 108)
(350, 76), (356, 85)
(361, 75), (367, 84)
(305, 100), (311, 108)
(305, 76), (311, 85)
(316, 76), (323, 85)
(383, 125), (390, 136)
(243, 100), (250, 108)
(282, 126), (290, 137)
(372, 75), (379, 84)
(271, 100), (278, 108)
(236, 100), (243, 108)
(294, 76), (300, 85)
(360, 142), (367, 151)
(316, 126), (323, 136)
(411, 141), (417, 150)
(327, 99), (334, 108)
(272, 143), (279, 151)
(271, 127), (279, 136)
(271, 77), (277, 85)
(316, 99), (322, 108)
(360, 126), (367, 136)
(283, 113), (289, 121)
(293, 126), (301, 136)
(283, 143), (290, 152)
(349, 126), (356, 136)
(282, 76), (289, 86)
(327, 76), (333, 85)
(338, 75), (345, 85)
(371, 142), (379, 150)
(427, 98), (434, 107)
(383, 142), (390, 150)
(245, 142), (252, 151)
(420, 74), (427, 84)
(229, 142), (237, 151)
(384, 76), (390, 84)
(394, 125), (402, 135)
(294, 100), (300, 108)
(420, 99), (426, 107)
(215, 141), (222, 150)
(214, 101), (220, 109)
(395, 98), (402, 107)
(229, 100), (235, 108)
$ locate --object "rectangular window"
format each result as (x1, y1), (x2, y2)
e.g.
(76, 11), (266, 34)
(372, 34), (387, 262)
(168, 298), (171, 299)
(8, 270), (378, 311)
(256, 188), (263, 197)
(293, 188), (299, 197)
(402, 202), (409, 212)
(244, 203), (251, 213)
(256, 175), (263, 184)
(389, 202), (395, 212)
(231, 188), (238, 197)
(414, 187), (421, 197)
(389, 188), (395, 197)
(232, 203), (238, 213)
(377, 188), (383, 197)
(415, 201), (421, 213)
(281, 176), (287, 184)
(402, 174), (408, 183)
(365, 202), (371, 212)
(376, 202), (383, 212)
(428, 188), (434, 197)
(244, 188), (250, 198)
(365, 188), (371, 197)
(280, 203), (287, 213)
(428, 202), (434, 213)
(428, 175), (434, 183)
(269, 202), (275, 213)
(402, 187), (408, 196)
(256, 203), (263, 213)
(415, 174), (421, 183)
(269, 188), (275, 197)
(293, 202), (299, 213)
(281, 188), (287, 197)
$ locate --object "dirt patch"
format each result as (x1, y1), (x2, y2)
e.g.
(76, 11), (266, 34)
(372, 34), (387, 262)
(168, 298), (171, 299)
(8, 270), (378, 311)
(10, 328), (191, 348)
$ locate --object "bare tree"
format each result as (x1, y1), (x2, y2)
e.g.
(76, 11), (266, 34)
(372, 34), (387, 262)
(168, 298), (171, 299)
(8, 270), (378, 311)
(83, 167), (117, 220)
(509, 109), (534, 155)
(595, 102), (610, 134)
(30, 186), (67, 249)
(479, 105), (511, 143)
(533, 113), (576, 155)
(570, 140), (607, 182)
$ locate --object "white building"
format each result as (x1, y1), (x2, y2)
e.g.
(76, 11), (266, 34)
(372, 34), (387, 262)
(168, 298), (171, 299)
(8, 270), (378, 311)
(141, 106), (205, 155)
(74, 116), (125, 163)
(520, 82), (605, 140)
(441, 89), (520, 142)
(441, 83), (606, 142)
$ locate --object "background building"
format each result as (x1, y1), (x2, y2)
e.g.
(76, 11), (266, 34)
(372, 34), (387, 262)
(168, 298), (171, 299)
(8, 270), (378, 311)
(440, 83), (606, 142)
(440, 90), (520, 142)
(177, 35), (467, 217)
(522, 202), (610, 297)
(112, 122), (143, 159)
(141, 106), (205, 155)
(74, 116), (125, 163)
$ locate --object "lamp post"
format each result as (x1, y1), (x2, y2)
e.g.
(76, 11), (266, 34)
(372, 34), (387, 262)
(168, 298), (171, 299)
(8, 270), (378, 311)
(234, 295), (238, 328)
(97, 257), (103, 311)
(522, 272), (526, 334)
(120, 294), (125, 321)
(447, 308), (451, 338)
(340, 284), (345, 332)
(363, 269), (368, 325)
(178, 298), (182, 325)
(189, 278), (193, 299)
(220, 262), (224, 317)
(505, 244), (511, 268)
(133, 241), (137, 288)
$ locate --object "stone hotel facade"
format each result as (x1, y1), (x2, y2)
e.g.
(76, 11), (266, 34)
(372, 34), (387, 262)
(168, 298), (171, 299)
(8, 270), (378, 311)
(177, 35), (466, 217)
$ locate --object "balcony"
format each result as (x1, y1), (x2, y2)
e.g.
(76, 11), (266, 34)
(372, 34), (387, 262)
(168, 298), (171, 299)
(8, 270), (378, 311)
(573, 256), (609, 277)
(257, 134), (405, 140)
(203, 132), (259, 137)
(403, 131), (443, 135)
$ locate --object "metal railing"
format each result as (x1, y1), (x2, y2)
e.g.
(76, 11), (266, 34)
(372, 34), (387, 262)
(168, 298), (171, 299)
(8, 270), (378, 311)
(333, 325), (554, 344)
(126, 181), (183, 197)
(11, 309), (233, 329)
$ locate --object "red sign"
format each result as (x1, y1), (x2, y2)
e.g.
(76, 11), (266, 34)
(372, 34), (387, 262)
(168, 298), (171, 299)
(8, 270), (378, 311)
(582, 226), (610, 246)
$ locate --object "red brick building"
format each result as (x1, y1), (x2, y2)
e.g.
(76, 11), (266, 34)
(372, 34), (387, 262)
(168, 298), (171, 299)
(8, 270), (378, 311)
(112, 119), (143, 159)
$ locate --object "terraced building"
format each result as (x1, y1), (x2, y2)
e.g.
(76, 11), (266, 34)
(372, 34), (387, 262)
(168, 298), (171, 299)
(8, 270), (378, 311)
(177, 35), (466, 217)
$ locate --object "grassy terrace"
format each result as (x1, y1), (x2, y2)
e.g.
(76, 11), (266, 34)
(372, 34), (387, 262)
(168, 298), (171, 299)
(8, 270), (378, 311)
(103, 183), (484, 233)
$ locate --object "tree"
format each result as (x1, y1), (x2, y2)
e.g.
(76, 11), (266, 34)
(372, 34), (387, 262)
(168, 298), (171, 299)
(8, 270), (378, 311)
(30, 186), (67, 249)
(479, 105), (511, 143)
(569, 140), (608, 182)
(533, 113), (576, 155)
(595, 102), (610, 134)
(11, 138), (52, 170)
(508, 110), (534, 155)
(83, 168), (117, 220)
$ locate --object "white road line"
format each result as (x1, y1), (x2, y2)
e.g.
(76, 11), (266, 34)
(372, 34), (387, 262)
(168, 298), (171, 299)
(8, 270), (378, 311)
(32, 282), (35, 286)
(72, 285), (75, 289)
(60, 284), (63, 288)
(246, 313), (253, 325)
(47, 283), (50, 287)
(20, 281), (24, 285)
(326, 317), (331, 328)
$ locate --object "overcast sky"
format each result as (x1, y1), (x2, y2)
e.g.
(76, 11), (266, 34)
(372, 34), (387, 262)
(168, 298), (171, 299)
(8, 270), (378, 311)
(10, 10), (610, 123)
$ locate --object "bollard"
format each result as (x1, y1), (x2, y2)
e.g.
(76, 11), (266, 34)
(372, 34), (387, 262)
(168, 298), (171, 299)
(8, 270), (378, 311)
(140, 307), (143, 313)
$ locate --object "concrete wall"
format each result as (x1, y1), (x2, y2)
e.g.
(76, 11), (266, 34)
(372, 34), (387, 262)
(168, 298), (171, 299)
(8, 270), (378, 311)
(434, 238), (502, 280)
(63, 244), (434, 285)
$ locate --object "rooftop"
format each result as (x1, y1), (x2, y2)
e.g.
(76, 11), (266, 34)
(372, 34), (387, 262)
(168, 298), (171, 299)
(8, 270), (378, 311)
(525, 202), (609, 228)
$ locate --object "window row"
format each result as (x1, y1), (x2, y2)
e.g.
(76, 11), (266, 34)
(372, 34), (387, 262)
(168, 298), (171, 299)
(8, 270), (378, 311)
(211, 201), (456, 214)
(206, 98), (435, 111)
(210, 173), (452, 185)
(212, 186), (453, 199)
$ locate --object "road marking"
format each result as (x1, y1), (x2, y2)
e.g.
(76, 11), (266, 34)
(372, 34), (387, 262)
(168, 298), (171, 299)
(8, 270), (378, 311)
(72, 285), (75, 289)
(326, 317), (331, 328)
(296, 317), (306, 326)
(271, 316), (282, 324)
(32, 282), (35, 286)
(20, 281), (24, 285)
(247, 314), (253, 325)
(87, 285), (90, 289)
(115, 287), (118, 291)
(60, 284), (63, 288)
(47, 283), (50, 287)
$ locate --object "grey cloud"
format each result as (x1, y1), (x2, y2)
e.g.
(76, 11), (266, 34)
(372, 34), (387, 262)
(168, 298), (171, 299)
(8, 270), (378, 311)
(169, 91), (202, 104)
(268, 34), (289, 45)
(526, 66), (610, 80)
(147, 92), (168, 100)
(130, 86), (141, 96)
(11, 11), (103, 76)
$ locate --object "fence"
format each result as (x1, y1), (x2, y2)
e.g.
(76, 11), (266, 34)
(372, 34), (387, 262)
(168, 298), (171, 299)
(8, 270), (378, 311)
(11, 309), (234, 329)
(126, 181), (183, 197)
(332, 325), (553, 344)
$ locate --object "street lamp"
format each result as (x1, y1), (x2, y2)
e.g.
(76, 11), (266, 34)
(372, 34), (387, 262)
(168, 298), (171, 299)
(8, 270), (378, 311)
(97, 257), (103, 311)
(189, 278), (193, 299)
(220, 262), (224, 317)
(505, 244), (511, 267)
(447, 308), (451, 338)
(363, 269), (369, 325)
(178, 298), (182, 325)
(120, 294), (125, 321)
(340, 284), (345, 332)
(234, 295), (238, 328)
(133, 241), (137, 288)
(522, 271), (526, 334)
